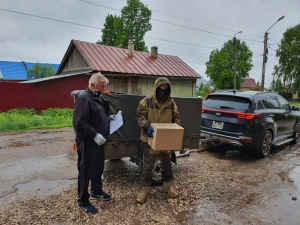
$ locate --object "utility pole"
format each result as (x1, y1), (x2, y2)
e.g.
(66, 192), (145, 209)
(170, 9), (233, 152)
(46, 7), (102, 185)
(260, 32), (268, 91)
(233, 31), (242, 90)
(233, 36), (237, 90)
(260, 16), (285, 91)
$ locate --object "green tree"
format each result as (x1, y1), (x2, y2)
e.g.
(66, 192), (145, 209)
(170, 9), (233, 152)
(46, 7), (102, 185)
(26, 63), (56, 80)
(273, 23), (300, 93)
(197, 82), (211, 98)
(205, 39), (253, 89)
(96, 14), (120, 46)
(98, 0), (152, 52)
(270, 76), (284, 93)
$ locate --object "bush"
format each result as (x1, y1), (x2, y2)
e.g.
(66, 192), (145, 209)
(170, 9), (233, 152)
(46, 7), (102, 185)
(30, 115), (45, 127)
(41, 108), (73, 118)
(6, 108), (36, 116)
(0, 108), (73, 133)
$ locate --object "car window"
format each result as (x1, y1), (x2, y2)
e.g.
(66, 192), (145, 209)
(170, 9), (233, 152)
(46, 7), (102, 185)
(262, 96), (279, 109)
(256, 100), (265, 110)
(204, 95), (252, 110)
(277, 96), (290, 110)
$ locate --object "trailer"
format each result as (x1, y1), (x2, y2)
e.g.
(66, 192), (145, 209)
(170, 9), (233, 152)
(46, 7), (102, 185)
(71, 91), (202, 168)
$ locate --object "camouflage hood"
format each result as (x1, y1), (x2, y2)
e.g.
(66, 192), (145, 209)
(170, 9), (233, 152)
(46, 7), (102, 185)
(153, 77), (171, 102)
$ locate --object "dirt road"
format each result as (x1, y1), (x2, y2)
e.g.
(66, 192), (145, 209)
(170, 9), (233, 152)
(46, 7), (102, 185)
(1, 128), (300, 224)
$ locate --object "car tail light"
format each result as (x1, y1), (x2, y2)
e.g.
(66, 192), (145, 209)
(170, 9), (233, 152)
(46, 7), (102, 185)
(202, 108), (260, 120)
(241, 139), (253, 143)
(237, 113), (260, 120)
(239, 136), (253, 143)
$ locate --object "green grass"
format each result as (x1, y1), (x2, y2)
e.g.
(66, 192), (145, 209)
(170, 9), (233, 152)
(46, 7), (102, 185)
(289, 100), (300, 107)
(1, 101), (299, 133)
(0, 108), (73, 133)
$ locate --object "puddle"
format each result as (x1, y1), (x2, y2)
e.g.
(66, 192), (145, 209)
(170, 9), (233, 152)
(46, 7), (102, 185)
(289, 166), (300, 187)
(1, 154), (71, 178)
(233, 192), (262, 210)
(265, 166), (300, 224)
(0, 179), (75, 212)
(278, 171), (295, 183)
(15, 179), (74, 197)
(0, 154), (75, 198)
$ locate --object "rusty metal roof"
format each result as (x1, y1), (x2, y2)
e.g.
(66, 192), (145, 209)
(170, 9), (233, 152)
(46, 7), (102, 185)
(241, 76), (257, 88)
(58, 39), (201, 78)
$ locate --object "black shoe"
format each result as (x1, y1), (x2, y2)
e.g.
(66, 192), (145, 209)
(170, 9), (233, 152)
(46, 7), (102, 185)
(78, 202), (98, 213)
(90, 191), (112, 201)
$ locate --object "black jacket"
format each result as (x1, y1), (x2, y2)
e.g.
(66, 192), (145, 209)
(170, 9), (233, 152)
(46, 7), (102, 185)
(73, 88), (110, 144)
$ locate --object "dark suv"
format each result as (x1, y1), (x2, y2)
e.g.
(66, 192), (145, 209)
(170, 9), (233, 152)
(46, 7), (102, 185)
(200, 90), (300, 157)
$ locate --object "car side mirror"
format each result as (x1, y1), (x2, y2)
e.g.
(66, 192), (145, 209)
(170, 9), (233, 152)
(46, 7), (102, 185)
(292, 106), (300, 111)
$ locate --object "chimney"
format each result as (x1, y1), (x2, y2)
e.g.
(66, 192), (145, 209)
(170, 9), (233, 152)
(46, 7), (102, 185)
(151, 46), (158, 58)
(128, 38), (134, 57)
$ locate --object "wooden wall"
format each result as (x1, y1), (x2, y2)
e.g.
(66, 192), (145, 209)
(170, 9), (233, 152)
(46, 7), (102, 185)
(0, 74), (197, 112)
(0, 75), (90, 112)
(105, 76), (196, 97)
(61, 48), (91, 74)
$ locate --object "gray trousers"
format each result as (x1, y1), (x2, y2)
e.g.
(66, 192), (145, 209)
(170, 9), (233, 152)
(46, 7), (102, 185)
(140, 142), (174, 187)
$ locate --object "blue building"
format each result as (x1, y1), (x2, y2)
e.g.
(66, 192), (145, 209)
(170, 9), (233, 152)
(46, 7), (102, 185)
(0, 61), (60, 81)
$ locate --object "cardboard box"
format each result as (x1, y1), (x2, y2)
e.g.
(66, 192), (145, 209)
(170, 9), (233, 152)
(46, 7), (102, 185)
(148, 123), (184, 151)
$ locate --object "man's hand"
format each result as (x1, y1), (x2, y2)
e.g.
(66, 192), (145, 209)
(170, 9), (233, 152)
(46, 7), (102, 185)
(147, 126), (154, 138)
(93, 133), (106, 145)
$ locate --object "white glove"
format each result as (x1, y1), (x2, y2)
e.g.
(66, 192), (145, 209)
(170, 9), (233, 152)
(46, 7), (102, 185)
(109, 115), (116, 120)
(93, 133), (106, 145)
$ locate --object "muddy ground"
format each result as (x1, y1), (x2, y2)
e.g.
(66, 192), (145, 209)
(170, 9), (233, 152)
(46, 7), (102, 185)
(1, 127), (300, 224)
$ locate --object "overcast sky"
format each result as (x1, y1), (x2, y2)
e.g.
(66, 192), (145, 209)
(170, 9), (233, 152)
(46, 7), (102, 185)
(1, 0), (299, 87)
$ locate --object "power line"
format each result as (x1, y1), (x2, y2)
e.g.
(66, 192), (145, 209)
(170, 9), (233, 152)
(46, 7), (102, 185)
(177, 48), (215, 59)
(269, 32), (282, 41)
(85, 0), (238, 32)
(168, 38), (228, 56)
(0, 8), (234, 51)
(144, 36), (217, 49)
(180, 50), (214, 60)
(269, 42), (280, 46)
(0, 6), (263, 63)
(75, 0), (120, 12)
(73, 0), (241, 38)
(0, 8), (104, 30)
(113, 0), (263, 38)
(150, 18), (232, 38)
(268, 47), (277, 52)
(1, 2), (263, 49)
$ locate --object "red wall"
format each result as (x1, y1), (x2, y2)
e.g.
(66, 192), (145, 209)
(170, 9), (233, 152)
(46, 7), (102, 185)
(0, 75), (90, 112)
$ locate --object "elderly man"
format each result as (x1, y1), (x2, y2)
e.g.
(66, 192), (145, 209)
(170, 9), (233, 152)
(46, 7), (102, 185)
(73, 72), (112, 213)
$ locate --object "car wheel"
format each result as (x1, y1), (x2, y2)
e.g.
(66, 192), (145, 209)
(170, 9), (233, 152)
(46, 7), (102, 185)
(292, 122), (300, 144)
(256, 130), (272, 158)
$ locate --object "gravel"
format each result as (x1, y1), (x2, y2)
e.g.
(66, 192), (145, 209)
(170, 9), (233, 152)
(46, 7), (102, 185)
(0, 149), (234, 225)
(1, 142), (299, 225)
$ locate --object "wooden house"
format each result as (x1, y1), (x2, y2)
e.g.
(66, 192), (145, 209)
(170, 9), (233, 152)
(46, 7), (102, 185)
(56, 39), (201, 97)
(0, 39), (201, 112)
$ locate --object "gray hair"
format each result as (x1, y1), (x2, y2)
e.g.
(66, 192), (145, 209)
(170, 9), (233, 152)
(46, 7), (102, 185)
(88, 72), (109, 86)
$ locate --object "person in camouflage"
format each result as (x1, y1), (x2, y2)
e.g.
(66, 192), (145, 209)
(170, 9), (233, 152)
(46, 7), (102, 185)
(135, 77), (181, 203)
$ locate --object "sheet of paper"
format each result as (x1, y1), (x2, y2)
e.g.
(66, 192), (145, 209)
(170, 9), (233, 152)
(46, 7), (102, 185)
(110, 111), (123, 134)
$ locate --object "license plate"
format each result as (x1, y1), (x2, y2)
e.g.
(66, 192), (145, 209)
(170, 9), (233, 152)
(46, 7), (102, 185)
(212, 121), (224, 129)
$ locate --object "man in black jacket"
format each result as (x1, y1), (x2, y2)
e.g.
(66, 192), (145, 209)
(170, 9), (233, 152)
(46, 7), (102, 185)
(73, 72), (112, 213)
